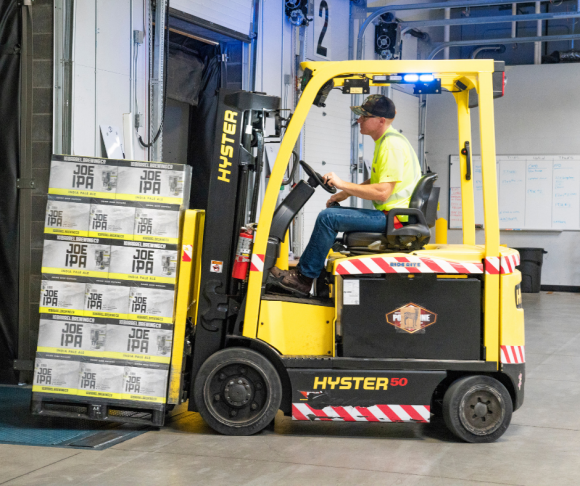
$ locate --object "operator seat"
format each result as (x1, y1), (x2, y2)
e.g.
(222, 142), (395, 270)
(342, 173), (440, 253)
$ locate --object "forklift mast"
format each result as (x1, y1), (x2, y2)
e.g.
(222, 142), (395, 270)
(190, 90), (280, 397)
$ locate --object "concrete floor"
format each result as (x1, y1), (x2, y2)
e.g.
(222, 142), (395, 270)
(2, 291), (580, 486)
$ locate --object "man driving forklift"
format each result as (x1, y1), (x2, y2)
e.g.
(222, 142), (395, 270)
(269, 94), (421, 297)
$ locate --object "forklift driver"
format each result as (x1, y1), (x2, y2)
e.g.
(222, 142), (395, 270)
(269, 94), (422, 297)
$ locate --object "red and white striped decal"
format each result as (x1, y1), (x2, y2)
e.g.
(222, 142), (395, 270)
(250, 253), (264, 272)
(500, 345), (525, 364)
(501, 253), (520, 274)
(485, 253), (521, 275)
(292, 403), (430, 423)
(334, 256), (483, 276)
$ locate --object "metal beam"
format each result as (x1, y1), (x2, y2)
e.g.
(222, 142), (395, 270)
(428, 32), (580, 59)
(401, 11), (580, 33)
(357, 0), (559, 60)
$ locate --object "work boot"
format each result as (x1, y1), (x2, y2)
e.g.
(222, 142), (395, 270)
(268, 267), (313, 298)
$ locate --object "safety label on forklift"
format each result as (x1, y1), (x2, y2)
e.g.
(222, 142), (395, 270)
(343, 279), (360, 305)
(210, 260), (223, 273)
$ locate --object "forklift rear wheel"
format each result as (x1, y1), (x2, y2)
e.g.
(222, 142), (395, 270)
(442, 375), (512, 443)
(194, 347), (282, 436)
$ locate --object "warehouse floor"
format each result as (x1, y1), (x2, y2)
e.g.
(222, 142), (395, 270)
(1, 292), (580, 486)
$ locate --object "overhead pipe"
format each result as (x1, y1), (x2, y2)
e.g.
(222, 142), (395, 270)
(428, 32), (580, 59)
(399, 11), (580, 34)
(471, 45), (505, 58)
(356, 0), (556, 60)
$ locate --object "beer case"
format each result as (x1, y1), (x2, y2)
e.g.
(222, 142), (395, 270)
(127, 284), (175, 323)
(133, 203), (180, 244)
(108, 241), (177, 284)
(37, 314), (108, 356)
(41, 235), (111, 279)
(40, 279), (86, 316)
(105, 321), (173, 363)
(116, 161), (190, 205)
(77, 358), (125, 400)
(48, 156), (118, 199)
(88, 200), (136, 240)
(32, 353), (80, 396)
(44, 195), (91, 236)
(122, 362), (169, 404)
(84, 282), (131, 319)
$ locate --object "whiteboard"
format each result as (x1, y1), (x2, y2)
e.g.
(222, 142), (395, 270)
(449, 155), (580, 231)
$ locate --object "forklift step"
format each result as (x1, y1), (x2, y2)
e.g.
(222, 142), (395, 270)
(31, 393), (165, 426)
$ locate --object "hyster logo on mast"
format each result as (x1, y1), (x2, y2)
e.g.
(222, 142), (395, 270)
(386, 303), (437, 334)
(218, 110), (238, 183)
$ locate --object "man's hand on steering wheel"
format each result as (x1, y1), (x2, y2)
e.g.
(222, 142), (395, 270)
(326, 191), (349, 208)
(322, 172), (344, 191)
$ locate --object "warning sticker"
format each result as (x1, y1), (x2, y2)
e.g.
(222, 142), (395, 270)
(210, 260), (223, 273)
(343, 279), (360, 305)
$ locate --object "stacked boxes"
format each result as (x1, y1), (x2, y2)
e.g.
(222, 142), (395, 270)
(33, 155), (190, 409)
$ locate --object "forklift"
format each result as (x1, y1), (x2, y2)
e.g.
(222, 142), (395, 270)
(168, 60), (525, 443)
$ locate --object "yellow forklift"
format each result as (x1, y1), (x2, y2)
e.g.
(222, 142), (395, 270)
(168, 60), (525, 443)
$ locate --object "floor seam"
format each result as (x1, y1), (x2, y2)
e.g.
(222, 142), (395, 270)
(0, 452), (83, 485)
(140, 448), (525, 486)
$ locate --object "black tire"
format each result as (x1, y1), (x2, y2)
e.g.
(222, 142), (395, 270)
(442, 375), (513, 443)
(193, 347), (282, 436)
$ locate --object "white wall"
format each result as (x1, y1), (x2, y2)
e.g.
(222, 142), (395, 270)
(425, 63), (580, 286)
(71, 0), (148, 161)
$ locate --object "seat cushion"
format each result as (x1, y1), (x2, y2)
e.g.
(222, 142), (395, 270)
(344, 232), (388, 248)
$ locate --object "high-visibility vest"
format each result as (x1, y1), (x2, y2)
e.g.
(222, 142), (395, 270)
(371, 127), (421, 212)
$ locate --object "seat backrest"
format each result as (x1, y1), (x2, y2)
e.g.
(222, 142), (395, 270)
(409, 173), (439, 227)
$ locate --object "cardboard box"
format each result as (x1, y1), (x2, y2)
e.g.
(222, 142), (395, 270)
(37, 314), (108, 356)
(108, 241), (177, 284)
(105, 321), (173, 364)
(122, 362), (169, 404)
(133, 203), (180, 244)
(128, 284), (175, 323)
(84, 282), (131, 319)
(44, 196), (90, 236)
(89, 200), (136, 240)
(42, 235), (111, 279)
(116, 161), (190, 205)
(32, 353), (80, 396)
(49, 155), (118, 199)
(40, 279), (86, 316)
(77, 358), (125, 400)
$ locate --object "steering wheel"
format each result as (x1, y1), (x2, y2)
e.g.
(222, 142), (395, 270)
(299, 160), (336, 194)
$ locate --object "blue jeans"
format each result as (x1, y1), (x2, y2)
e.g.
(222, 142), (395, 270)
(297, 208), (387, 278)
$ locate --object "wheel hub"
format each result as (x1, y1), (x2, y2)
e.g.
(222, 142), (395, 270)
(460, 385), (504, 436)
(224, 377), (253, 407)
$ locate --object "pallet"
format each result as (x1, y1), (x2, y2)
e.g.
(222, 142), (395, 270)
(31, 393), (165, 426)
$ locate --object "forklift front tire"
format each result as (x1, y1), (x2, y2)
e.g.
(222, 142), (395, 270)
(194, 347), (283, 436)
(442, 375), (513, 443)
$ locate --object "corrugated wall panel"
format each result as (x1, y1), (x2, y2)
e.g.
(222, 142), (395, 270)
(170, 0), (253, 35)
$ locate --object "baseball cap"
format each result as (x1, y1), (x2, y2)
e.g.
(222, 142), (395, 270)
(350, 94), (396, 119)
